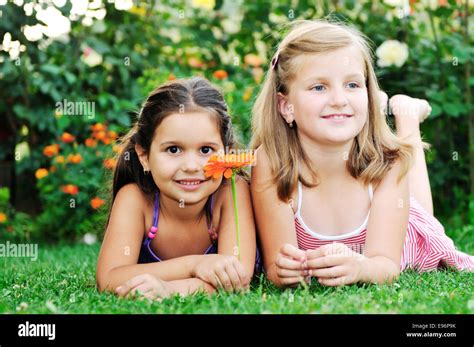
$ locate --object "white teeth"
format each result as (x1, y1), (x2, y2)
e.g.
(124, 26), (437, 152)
(328, 115), (347, 120)
(179, 181), (201, 185)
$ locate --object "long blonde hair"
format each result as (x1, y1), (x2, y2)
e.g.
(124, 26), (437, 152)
(251, 19), (417, 202)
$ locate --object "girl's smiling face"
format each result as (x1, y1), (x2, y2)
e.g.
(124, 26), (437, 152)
(138, 111), (224, 205)
(278, 45), (368, 147)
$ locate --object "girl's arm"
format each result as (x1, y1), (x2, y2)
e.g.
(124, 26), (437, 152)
(360, 159), (409, 283)
(305, 159), (409, 286)
(250, 146), (308, 287)
(96, 183), (211, 292)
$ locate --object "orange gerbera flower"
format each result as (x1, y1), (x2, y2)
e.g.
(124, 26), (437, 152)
(35, 168), (48, 179)
(61, 184), (79, 195)
(0, 212), (7, 223)
(61, 132), (75, 143)
(204, 153), (255, 179)
(90, 197), (105, 209)
(43, 144), (60, 157)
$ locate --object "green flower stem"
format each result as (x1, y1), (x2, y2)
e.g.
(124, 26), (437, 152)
(230, 172), (241, 261)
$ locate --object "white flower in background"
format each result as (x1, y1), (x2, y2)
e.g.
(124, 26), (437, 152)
(36, 6), (71, 38)
(13, 0), (23, 6)
(114, 0), (133, 11)
(383, 0), (405, 6)
(53, 0), (67, 7)
(421, 0), (439, 10)
(23, 2), (34, 15)
(376, 40), (409, 68)
(83, 233), (97, 245)
(81, 46), (103, 67)
(23, 24), (44, 42)
(0, 0), (7, 6)
(1, 32), (26, 60)
(70, 0), (88, 16)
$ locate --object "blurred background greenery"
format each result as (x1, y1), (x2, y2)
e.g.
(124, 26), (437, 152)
(0, 0), (472, 244)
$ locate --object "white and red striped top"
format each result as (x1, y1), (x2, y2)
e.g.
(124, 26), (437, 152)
(294, 181), (474, 272)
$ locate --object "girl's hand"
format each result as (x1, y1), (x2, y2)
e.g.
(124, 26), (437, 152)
(274, 243), (310, 287)
(389, 94), (432, 123)
(191, 254), (250, 292)
(305, 243), (366, 287)
(115, 274), (172, 301)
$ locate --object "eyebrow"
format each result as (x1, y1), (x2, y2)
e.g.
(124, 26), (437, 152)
(304, 73), (365, 84)
(159, 141), (221, 147)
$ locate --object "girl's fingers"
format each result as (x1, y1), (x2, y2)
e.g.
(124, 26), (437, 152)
(232, 260), (250, 289)
(277, 268), (307, 278)
(280, 243), (306, 262)
(318, 276), (349, 287)
(306, 254), (347, 269)
(215, 268), (233, 291)
(225, 263), (242, 291)
(310, 265), (346, 279)
(116, 275), (148, 296)
(276, 253), (305, 270)
(280, 276), (306, 287)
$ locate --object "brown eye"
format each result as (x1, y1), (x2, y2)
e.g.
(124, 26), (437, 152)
(166, 146), (181, 154)
(200, 146), (213, 155)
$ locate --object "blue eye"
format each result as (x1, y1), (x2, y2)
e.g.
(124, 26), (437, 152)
(166, 146), (181, 154)
(312, 85), (326, 92)
(347, 82), (359, 88)
(200, 146), (213, 155)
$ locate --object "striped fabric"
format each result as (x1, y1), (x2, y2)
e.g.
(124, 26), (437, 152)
(294, 181), (474, 272)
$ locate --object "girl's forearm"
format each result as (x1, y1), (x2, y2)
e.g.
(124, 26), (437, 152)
(98, 255), (203, 292)
(358, 256), (401, 285)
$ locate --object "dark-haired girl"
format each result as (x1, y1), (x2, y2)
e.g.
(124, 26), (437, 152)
(97, 77), (258, 300)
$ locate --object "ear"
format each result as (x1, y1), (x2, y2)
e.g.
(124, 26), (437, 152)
(277, 92), (294, 124)
(134, 143), (149, 171)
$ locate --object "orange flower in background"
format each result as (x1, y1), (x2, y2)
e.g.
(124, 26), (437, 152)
(94, 130), (107, 141)
(101, 137), (111, 145)
(61, 184), (79, 195)
(90, 197), (105, 209)
(103, 158), (116, 169)
(61, 132), (75, 143)
(55, 155), (65, 164)
(35, 168), (49, 180)
(0, 212), (7, 223)
(43, 144), (60, 157)
(91, 123), (106, 132)
(67, 153), (82, 164)
(244, 53), (263, 67)
(168, 74), (177, 81)
(108, 130), (118, 140)
(50, 165), (57, 173)
(85, 138), (97, 147)
(213, 69), (228, 80)
(204, 153), (256, 179)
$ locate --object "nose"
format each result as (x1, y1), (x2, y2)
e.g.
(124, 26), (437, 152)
(181, 152), (203, 173)
(329, 87), (349, 108)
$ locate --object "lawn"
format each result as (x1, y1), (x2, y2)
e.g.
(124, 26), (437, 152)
(1, 228), (473, 314)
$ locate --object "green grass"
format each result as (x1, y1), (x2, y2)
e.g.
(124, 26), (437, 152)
(1, 230), (473, 314)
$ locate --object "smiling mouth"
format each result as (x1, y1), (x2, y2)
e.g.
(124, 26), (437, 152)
(321, 114), (353, 120)
(174, 179), (208, 186)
